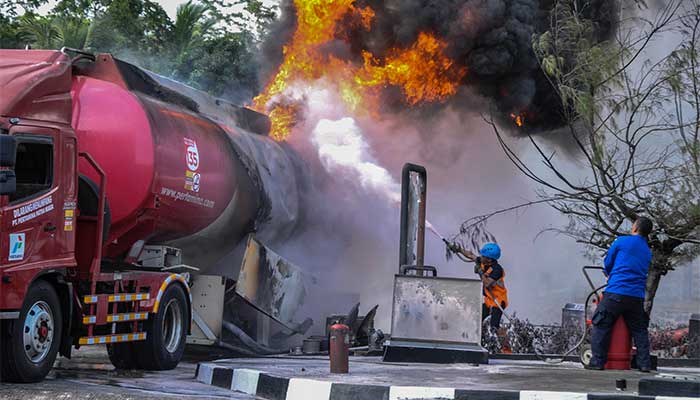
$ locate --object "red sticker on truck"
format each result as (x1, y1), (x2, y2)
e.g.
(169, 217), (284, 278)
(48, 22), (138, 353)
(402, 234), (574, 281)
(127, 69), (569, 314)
(184, 138), (199, 171)
(184, 138), (201, 193)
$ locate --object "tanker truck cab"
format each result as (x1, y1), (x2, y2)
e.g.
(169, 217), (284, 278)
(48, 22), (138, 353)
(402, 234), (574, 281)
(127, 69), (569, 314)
(0, 122), (78, 381)
(0, 50), (192, 383)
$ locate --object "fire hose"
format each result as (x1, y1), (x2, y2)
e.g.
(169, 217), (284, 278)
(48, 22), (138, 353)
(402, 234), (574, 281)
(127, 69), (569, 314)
(531, 266), (609, 364)
(533, 283), (606, 364)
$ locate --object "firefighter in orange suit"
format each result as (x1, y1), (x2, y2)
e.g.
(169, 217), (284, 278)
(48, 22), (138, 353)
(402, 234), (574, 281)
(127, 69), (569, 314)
(449, 242), (508, 329)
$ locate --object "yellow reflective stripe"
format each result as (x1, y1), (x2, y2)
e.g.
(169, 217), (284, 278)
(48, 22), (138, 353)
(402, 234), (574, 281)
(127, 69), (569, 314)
(78, 332), (147, 345)
(83, 294), (150, 304)
(83, 313), (149, 325)
(106, 312), (148, 322)
(108, 293), (149, 302)
(153, 275), (174, 313)
(152, 274), (190, 313)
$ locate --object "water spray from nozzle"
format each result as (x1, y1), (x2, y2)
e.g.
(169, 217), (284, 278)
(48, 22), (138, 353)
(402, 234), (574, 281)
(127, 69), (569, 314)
(426, 220), (449, 244)
(426, 220), (459, 262)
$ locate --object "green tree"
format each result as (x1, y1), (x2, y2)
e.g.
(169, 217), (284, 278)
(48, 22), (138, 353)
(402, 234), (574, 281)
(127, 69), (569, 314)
(53, 15), (90, 48)
(201, 0), (277, 40)
(0, 13), (23, 48)
(1, 0), (267, 106)
(84, 0), (170, 54)
(52, 0), (108, 19)
(170, 0), (218, 60)
(185, 31), (259, 101)
(141, 0), (172, 51)
(18, 14), (62, 48)
(0, 0), (48, 17)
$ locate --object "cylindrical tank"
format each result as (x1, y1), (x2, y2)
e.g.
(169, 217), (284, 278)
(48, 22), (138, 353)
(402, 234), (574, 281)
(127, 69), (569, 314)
(70, 73), (300, 270)
(689, 313), (700, 358)
(605, 316), (632, 370)
(329, 323), (349, 374)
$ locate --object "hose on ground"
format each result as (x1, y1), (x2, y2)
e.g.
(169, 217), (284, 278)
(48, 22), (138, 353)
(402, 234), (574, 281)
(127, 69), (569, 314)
(534, 284), (607, 364)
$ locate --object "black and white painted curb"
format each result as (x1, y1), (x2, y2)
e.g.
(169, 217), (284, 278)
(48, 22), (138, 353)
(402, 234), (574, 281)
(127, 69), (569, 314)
(195, 363), (697, 400)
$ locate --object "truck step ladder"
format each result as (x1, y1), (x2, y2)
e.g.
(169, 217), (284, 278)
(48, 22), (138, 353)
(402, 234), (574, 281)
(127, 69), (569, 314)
(80, 293), (150, 345)
(78, 332), (147, 345)
(83, 293), (149, 304)
(82, 312), (148, 325)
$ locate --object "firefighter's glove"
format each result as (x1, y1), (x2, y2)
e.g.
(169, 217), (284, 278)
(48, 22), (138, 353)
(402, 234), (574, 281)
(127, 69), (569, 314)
(447, 242), (462, 254)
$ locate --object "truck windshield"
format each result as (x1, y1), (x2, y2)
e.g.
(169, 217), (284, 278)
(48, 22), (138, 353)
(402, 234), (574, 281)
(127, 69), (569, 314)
(10, 140), (53, 203)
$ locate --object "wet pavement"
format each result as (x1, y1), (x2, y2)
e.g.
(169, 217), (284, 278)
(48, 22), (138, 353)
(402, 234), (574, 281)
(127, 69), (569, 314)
(201, 355), (700, 395)
(3, 346), (698, 398)
(0, 345), (259, 400)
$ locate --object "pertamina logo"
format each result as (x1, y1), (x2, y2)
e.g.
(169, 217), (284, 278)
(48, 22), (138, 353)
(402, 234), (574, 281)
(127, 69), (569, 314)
(9, 233), (25, 261)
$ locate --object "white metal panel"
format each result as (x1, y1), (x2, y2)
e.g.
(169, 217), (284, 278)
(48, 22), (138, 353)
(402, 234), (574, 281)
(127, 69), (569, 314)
(390, 275), (482, 344)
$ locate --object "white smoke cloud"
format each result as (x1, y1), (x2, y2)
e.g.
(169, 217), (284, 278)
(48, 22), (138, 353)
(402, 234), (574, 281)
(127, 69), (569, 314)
(311, 118), (401, 204)
(272, 83), (594, 331)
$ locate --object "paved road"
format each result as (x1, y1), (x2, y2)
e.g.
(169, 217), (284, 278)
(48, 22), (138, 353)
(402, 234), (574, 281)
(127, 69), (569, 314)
(1, 345), (258, 400)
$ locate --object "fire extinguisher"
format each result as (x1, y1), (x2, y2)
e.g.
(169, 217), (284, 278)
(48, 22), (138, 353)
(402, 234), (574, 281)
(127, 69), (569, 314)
(606, 316), (632, 370)
(329, 323), (349, 373)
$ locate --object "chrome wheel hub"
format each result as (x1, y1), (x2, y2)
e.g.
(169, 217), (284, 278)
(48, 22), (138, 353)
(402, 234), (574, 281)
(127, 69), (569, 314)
(162, 298), (182, 353)
(23, 301), (54, 363)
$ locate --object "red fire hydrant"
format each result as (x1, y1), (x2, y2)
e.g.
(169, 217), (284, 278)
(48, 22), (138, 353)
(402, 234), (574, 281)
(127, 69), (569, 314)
(606, 316), (632, 370)
(329, 323), (349, 373)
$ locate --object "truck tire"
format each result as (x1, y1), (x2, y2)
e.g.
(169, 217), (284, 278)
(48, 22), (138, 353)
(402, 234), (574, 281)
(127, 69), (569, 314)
(0, 281), (62, 382)
(107, 342), (141, 369)
(137, 284), (188, 370)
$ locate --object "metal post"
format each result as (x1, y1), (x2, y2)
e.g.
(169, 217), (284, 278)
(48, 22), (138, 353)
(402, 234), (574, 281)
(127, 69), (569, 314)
(399, 163), (427, 274)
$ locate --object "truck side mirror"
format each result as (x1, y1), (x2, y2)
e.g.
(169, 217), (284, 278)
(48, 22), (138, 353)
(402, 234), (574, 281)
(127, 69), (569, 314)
(0, 135), (17, 167)
(0, 170), (16, 195)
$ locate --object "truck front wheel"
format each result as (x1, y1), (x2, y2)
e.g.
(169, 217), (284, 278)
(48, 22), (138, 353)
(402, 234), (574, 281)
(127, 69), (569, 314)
(137, 284), (188, 370)
(0, 281), (62, 382)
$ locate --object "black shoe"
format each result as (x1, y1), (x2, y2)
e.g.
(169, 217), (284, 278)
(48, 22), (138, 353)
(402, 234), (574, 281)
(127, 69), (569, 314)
(638, 367), (651, 373)
(585, 364), (605, 371)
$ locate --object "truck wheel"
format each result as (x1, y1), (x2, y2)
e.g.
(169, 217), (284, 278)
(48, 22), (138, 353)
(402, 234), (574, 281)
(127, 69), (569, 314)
(107, 342), (141, 369)
(0, 281), (62, 382)
(137, 284), (188, 370)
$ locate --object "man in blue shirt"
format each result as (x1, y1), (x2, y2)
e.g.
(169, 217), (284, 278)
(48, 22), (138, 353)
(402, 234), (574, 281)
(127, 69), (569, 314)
(587, 217), (654, 372)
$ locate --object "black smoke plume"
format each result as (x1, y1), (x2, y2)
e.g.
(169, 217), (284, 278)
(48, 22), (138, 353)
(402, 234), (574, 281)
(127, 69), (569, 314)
(260, 0), (620, 133)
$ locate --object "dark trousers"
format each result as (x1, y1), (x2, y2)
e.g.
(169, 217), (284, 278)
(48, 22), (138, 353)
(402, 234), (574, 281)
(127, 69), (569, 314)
(590, 292), (651, 369)
(482, 303), (503, 329)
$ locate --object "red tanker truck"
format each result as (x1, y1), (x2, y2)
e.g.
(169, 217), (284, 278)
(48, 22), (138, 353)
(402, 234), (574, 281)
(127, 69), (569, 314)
(0, 48), (303, 382)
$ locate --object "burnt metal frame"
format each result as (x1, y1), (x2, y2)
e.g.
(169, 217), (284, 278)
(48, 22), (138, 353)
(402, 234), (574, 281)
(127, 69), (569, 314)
(399, 163), (427, 272)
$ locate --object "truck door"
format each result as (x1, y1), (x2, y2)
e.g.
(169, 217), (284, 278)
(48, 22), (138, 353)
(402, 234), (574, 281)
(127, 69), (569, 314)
(1, 128), (62, 266)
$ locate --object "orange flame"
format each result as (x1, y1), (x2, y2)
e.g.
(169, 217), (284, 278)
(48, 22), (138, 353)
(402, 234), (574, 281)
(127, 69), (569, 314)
(356, 33), (466, 105)
(253, 0), (465, 141)
(510, 112), (525, 127)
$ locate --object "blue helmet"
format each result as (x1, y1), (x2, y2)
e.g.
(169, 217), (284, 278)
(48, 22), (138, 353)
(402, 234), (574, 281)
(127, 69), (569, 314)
(479, 243), (501, 260)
